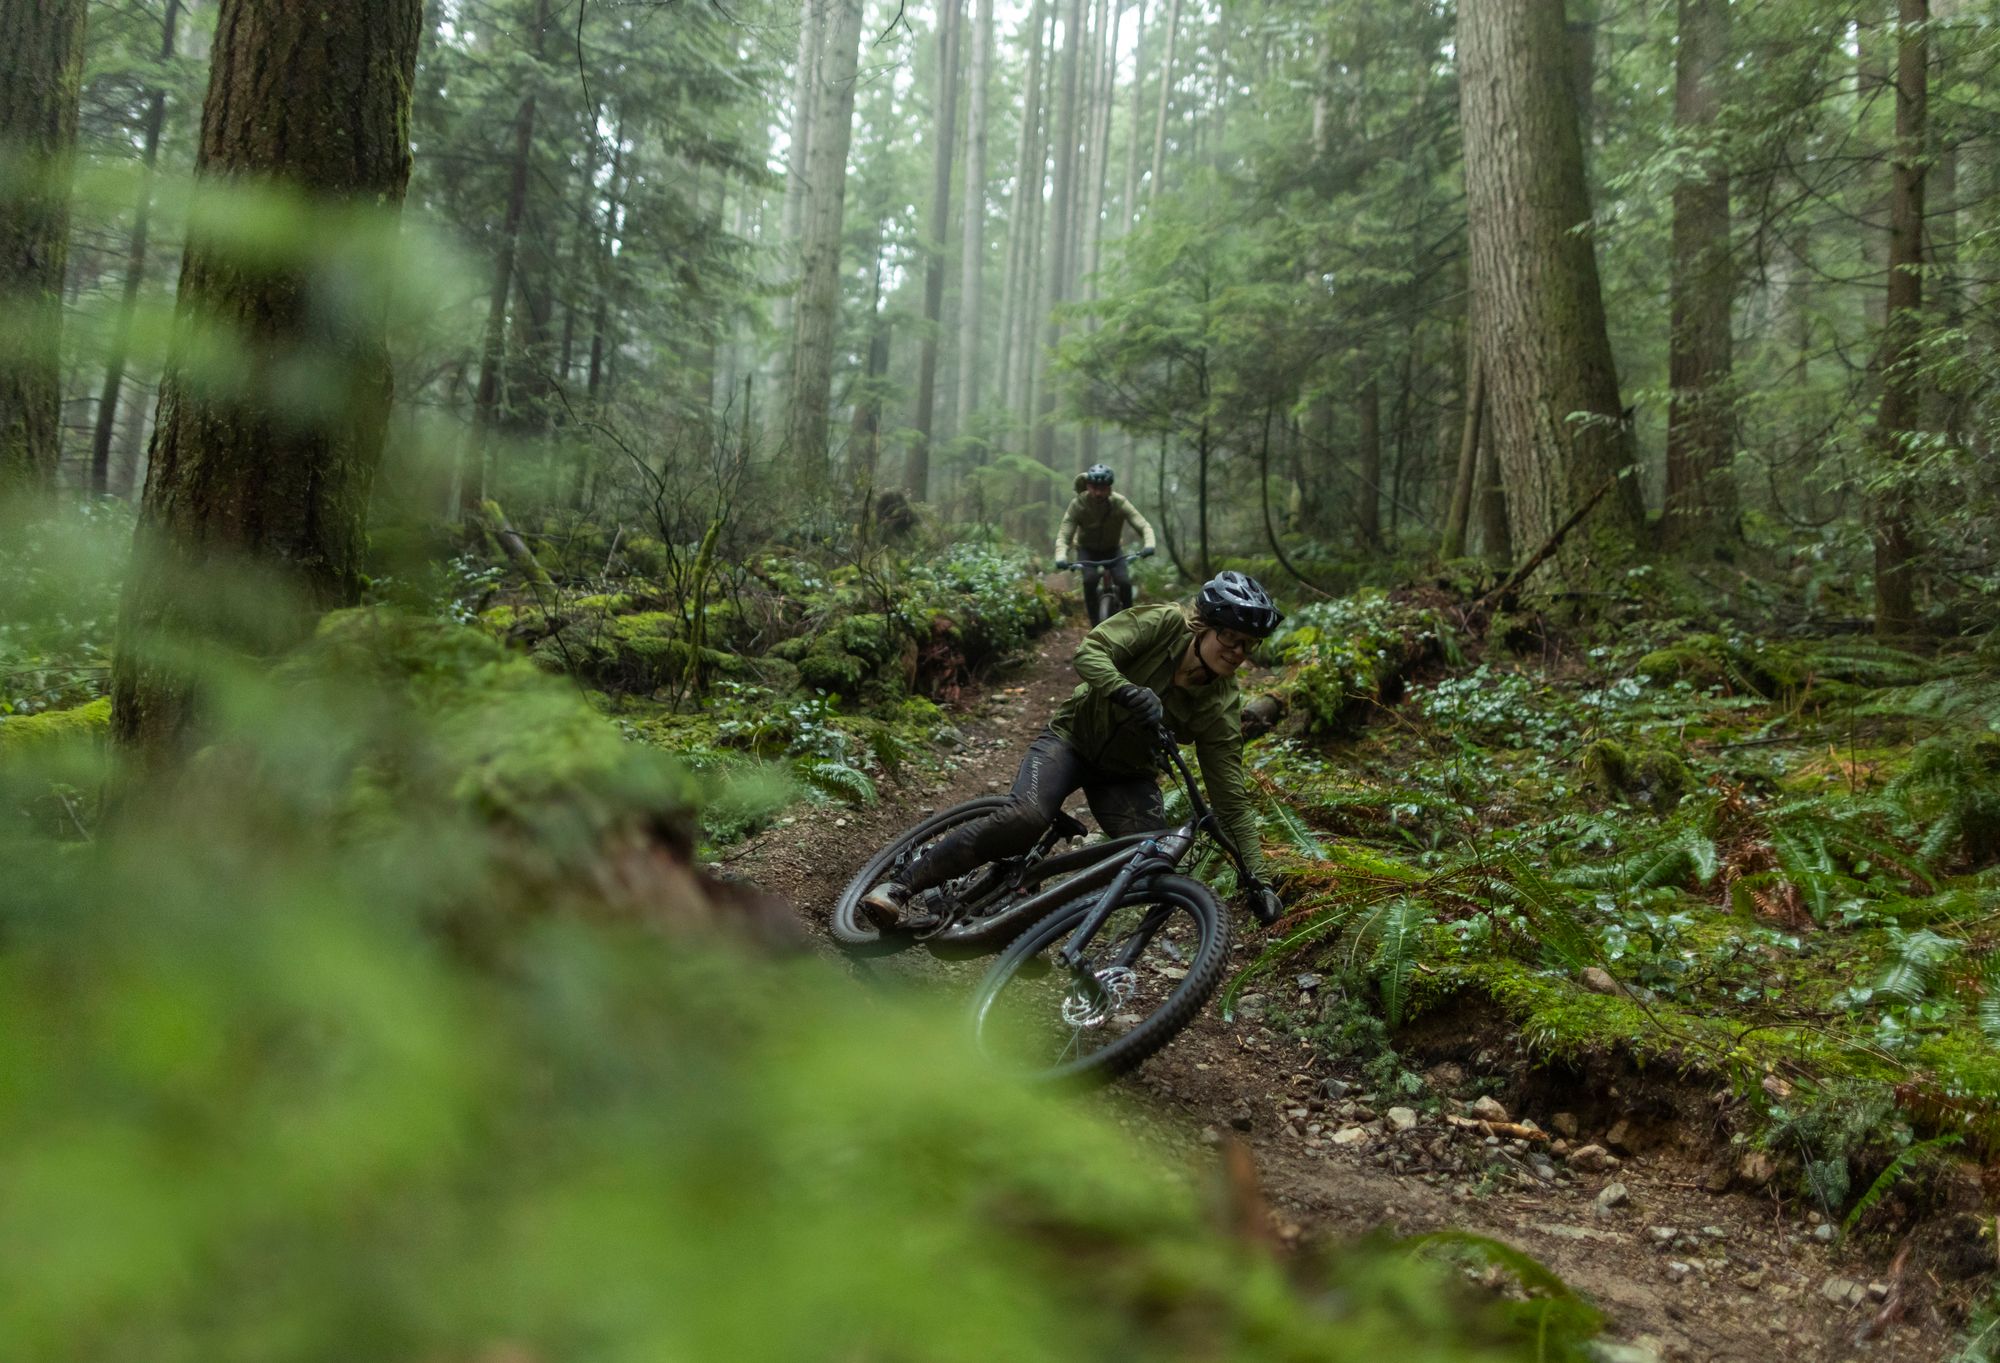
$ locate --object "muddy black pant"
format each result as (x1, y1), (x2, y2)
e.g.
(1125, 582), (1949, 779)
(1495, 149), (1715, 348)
(901, 728), (1166, 893)
(1079, 556), (1133, 623)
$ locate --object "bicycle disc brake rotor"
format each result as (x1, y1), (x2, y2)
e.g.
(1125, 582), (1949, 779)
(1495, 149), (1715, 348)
(1060, 965), (1138, 1028)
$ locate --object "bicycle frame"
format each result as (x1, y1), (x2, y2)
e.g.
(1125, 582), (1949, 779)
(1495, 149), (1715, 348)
(1049, 733), (1242, 971)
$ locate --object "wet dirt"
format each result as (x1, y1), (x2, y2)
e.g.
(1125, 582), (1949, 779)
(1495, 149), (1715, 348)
(722, 620), (1970, 1363)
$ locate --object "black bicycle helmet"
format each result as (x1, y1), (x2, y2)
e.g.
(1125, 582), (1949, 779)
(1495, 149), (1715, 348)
(1195, 570), (1283, 638)
(1083, 463), (1115, 487)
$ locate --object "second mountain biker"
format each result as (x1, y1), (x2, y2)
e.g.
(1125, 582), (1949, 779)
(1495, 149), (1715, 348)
(1055, 463), (1156, 623)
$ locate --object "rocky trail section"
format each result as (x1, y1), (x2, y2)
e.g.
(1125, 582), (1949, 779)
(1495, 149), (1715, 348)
(723, 622), (1960, 1363)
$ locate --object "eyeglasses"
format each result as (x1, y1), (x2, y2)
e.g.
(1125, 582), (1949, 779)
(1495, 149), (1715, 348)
(1212, 630), (1258, 655)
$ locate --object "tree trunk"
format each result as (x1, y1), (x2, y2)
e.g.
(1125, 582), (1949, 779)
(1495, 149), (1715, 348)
(0, 0), (88, 496)
(1441, 356), (1484, 559)
(1077, 0), (1117, 467)
(1120, 0), (1146, 237)
(1661, 0), (1738, 554)
(774, 0), (824, 347)
(1566, 0), (1597, 160)
(1029, 0), (1087, 485)
(786, 0), (866, 498)
(1459, 0), (1643, 581)
(954, 0), (993, 438)
(995, 0), (1046, 427)
(1475, 433), (1512, 567)
(463, 0), (548, 514)
(1148, 0), (1183, 205)
(1872, 0), (1927, 637)
(90, 0), (182, 499)
(1355, 371), (1381, 549)
(906, 0), (964, 501)
(851, 226), (891, 495)
(111, 0), (423, 763)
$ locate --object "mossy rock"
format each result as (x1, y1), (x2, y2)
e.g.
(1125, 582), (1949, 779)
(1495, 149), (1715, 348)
(742, 656), (802, 693)
(1638, 635), (1732, 689)
(0, 697), (112, 757)
(770, 636), (813, 664)
(797, 646), (867, 697)
(617, 534), (669, 578)
(1579, 738), (1691, 813)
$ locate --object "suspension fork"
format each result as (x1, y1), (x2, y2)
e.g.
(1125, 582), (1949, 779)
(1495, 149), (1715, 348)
(1051, 828), (1190, 972)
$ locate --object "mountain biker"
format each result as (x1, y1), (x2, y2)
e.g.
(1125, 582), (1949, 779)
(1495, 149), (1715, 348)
(862, 570), (1287, 931)
(1055, 464), (1158, 624)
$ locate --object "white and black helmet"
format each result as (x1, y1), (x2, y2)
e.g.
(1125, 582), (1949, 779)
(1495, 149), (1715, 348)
(1083, 463), (1115, 486)
(1195, 571), (1283, 638)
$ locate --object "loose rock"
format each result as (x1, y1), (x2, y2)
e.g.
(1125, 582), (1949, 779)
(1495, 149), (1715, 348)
(1469, 1095), (1511, 1123)
(1736, 1150), (1778, 1187)
(1387, 1106), (1419, 1132)
(1581, 966), (1623, 995)
(1568, 1144), (1614, 1174)
(1551, 1112), (1580, 1139)
(1595, 1181), (1630, 1210)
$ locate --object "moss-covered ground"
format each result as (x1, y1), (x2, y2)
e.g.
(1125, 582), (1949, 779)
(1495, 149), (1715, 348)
(1238, 581), (2000, 1221)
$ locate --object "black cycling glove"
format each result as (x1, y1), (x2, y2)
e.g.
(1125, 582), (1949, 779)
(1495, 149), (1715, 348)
(1246, 881), (1283, 927)
(1111, 683), (1164, 727)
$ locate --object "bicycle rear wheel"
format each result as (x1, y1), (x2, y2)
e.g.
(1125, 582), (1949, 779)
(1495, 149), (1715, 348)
(967, 873), (1230, 1084)
(830, 796), (1009, 946)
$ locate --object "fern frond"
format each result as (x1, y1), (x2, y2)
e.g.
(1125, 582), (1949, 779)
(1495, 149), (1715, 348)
(1400, 1229), (1586, 1301)
(1874, 929), (1963, 1003)
(1220, 900), (1366, 1017)
(1828, 825), (1936, 893)
(864, 726), (907, 785)
(1843, 1134), (1962, 1234)
(1495, 849), (1596, 972)
(795, 758), (877, 807)
(1978, 953), (2000, 1045)
(1366, 897), (1432, 1028)
(1260, 794), (1327, 860)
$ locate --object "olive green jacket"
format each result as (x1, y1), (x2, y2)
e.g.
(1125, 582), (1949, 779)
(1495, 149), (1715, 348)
(1048, 603), (1266, 880)
(1054, 490), (1157, 561)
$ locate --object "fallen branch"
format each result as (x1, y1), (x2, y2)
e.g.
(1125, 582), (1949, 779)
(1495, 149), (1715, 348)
(1446, 1115), (1549, 1143)
(1476, 464), (1634, 612)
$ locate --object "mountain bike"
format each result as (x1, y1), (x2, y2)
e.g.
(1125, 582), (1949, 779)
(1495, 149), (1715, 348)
(830, 723), (1258, 1084)
(1055, 547), (1154, 625)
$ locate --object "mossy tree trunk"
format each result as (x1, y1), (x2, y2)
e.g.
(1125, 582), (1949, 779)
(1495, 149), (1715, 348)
(0, 0), (87, 497)
(786, 0), (865, 500)
(905, 0), (962, 503)
(1871, 0), (1927, 638)
(1661, 0), (1739, 555)
(1459, 0), (1643, 581)
(111, 0), (423, 765)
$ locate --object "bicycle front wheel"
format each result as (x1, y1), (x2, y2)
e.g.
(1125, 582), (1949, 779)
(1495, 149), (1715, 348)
(967, 873), (1230, 1084)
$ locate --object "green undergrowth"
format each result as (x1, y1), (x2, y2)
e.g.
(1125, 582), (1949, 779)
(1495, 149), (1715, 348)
(1245, 601), (2000, 1220)
(437, 535), (1060, 847)
(0, 585), (1603, 1363)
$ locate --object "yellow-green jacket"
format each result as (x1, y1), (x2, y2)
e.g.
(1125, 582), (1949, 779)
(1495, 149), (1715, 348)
(1049, 603), (1266, 880)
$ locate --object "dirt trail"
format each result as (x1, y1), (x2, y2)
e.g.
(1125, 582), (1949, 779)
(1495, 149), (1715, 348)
(723, 622), (1950, 1363)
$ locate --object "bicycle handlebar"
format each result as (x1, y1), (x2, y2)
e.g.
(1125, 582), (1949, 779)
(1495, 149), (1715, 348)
(1055, 548), (1155, 569)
